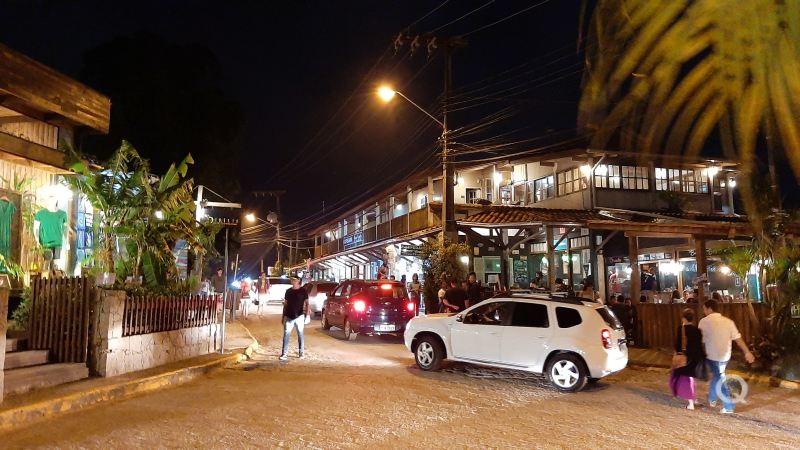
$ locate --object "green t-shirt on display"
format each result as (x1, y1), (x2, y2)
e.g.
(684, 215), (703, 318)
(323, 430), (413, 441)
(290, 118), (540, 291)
(0, 200), (17, 259)
(35, 209), (67, 248)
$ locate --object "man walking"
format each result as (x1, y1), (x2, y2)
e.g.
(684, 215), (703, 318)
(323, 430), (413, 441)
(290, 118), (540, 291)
(698, 299), (755, 414)
(280, 276), (310, 361)
(442, 278), (468, 313)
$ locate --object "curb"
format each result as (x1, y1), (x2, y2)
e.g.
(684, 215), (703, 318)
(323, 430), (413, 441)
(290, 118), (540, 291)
(0, 352), (244, 433)
(627, 361), (800, 390)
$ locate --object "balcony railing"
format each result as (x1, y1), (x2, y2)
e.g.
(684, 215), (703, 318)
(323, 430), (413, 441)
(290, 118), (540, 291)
(315, 205), (434, 258)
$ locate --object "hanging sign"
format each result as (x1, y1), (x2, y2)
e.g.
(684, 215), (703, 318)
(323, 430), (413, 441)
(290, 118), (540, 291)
(343, 231), (364, 250)
(400, 244), (423, 257)
(791, 303), (800, 319)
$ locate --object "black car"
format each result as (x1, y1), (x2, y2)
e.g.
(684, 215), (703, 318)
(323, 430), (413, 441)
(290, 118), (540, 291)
(321, 279), (416, 341)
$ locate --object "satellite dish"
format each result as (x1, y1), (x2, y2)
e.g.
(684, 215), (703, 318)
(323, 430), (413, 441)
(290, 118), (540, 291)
(266, 212), (278, 223)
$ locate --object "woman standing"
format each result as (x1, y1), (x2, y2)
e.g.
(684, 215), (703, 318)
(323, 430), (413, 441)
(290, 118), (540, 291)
(670, 308), (706, 410)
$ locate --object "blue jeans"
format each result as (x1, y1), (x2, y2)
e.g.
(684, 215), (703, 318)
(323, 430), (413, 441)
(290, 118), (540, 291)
(281, 315), (305, 356)
(708, 359), (734, 411)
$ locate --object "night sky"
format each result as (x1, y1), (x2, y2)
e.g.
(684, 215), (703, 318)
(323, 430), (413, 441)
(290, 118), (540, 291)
(1, 0), (586, 272)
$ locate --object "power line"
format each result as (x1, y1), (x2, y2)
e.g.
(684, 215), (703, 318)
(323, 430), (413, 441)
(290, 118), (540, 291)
(406, 0), (451, 30)
(429, 0), (496, 33)
(462, 0), (555, 37)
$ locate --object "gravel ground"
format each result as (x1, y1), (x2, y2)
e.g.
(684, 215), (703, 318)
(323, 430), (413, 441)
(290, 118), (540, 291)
(3, 306), (798, 449)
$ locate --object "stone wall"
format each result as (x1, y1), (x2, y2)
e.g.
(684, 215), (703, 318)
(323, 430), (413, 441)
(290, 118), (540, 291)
(0, 287), (8, 403)
(91, 290), (218, 378)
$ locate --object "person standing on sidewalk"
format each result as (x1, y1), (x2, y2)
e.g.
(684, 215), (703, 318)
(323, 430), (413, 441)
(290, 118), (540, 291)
(466, 272), (482, 308)
(698, 299), (756, 414)
(670, 308), (706, 410)
(280, 276), (310, 361)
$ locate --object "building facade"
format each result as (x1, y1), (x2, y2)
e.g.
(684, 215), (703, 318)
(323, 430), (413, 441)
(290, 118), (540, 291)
(0, 43), (111, 286)
(307, 146), (753, 303)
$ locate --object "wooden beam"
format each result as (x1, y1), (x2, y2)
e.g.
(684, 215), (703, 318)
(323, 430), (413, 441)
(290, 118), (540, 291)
(546, 226), (555, 291)
(0, 132), (68, 170)
(695, 238), (708, 301)
(596, 230), (618, 251)
(629, 235), (641, 303)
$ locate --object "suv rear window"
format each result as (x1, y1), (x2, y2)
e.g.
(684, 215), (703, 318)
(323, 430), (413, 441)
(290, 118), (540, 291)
(511, 302), (549, 328)
(317, 283), (338, 292)
(555, 307), (582, 328)
(269, 278), (291, 285)
(597, 307), (623, 329)
(367, 284), (407, 298)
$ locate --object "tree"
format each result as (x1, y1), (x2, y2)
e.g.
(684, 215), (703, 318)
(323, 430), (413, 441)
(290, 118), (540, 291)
(79, 33), (242, 199)
(579, 1), (800, 221)
(419, 239), (470, 314)
(66, 140), (221, 290)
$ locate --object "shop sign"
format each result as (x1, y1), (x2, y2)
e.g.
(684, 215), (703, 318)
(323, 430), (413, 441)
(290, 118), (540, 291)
(343, 231), (364, 250)
(608, 256), (625, 264)
(791, 303), (800, 319)
(400, 244), (423, 257)
(512, 249), (520, 255)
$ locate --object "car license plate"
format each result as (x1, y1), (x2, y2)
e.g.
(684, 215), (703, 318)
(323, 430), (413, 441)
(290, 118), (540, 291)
(375, 324), (395, 332)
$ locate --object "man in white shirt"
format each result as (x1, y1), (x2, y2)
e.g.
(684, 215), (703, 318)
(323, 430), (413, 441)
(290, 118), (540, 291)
(698, 299), (755, 414)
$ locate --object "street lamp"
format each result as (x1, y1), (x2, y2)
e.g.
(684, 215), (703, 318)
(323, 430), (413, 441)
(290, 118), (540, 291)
(243, 211), (282, 268)
(377, 85), (455, 242)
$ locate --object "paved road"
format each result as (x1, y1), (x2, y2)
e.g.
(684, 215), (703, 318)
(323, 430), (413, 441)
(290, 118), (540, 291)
(4, 307), (799, 449)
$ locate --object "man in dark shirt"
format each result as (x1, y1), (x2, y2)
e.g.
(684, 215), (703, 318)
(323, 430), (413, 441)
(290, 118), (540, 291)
(280, 277), (309, 361)
(442, 279), (468, 313)
(211, 267), (226, 294)
(466, 272), (482, 308)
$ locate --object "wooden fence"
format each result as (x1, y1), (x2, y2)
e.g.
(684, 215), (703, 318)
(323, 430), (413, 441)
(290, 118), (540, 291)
(29, 276), (95, 363)
(635, 303), (770, 350)
(122, 294), (218, 337)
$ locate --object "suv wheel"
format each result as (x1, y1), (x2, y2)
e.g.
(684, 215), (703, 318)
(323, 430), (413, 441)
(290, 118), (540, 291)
(546, 354), (588, 392)
(321, 310), (331, 330)
(415, 336), (444, 371)
(343, 318), (357, 341)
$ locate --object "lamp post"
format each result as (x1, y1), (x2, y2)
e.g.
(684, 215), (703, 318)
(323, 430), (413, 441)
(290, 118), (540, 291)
(244, 211), (281, 271)
(377, 86), (457, 243)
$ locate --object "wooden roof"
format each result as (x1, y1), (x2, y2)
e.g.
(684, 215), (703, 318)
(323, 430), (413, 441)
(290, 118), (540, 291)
(0, 43), (110, 133)
(459, 206), (609, 227)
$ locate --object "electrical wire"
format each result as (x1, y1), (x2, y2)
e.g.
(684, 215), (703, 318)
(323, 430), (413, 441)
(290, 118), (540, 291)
(428, 0), (496, 33)
(462, 0), (555, 37)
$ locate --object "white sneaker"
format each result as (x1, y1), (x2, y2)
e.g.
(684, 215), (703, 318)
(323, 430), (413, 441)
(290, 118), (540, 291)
(298, 353), (306, 360)
(720, 408), (734, 414)
(279, 354), (288, 361)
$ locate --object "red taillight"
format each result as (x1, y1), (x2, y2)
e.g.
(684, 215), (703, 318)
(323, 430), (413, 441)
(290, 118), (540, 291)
(406, 301), (415, 312)
(380, 283), (393, 290)
(352, 300), (366, 312)
(601, 329), (612, 349)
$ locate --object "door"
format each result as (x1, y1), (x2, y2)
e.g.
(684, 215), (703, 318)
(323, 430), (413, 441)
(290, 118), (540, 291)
(329, 282), (350, 326)
(450, 301), (512, 363)
(501, 301), (552, 370)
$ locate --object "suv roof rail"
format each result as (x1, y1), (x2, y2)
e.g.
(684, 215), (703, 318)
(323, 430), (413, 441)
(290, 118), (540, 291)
(490, 291), (592, 306)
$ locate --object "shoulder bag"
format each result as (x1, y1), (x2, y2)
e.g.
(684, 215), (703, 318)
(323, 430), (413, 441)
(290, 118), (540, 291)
(671, 324), (688, 369)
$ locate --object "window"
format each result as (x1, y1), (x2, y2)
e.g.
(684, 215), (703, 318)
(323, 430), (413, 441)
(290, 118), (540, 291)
(511, 302), (549, 328)
(557, 168), (587, 196)
(655, 168), (709, 193)
(333, 283), (348, 296)
(483, 257), (501, 273)
(620, 166), (649, 190)
(556, 307), (583, 328)
(595, 165), (648, 190)
(464, 302), (513, 325)
(597, 307), (623, 329)
(465, 188), (479, 204)
(533, 175), (555, 202)
(512, 183), (526, 204)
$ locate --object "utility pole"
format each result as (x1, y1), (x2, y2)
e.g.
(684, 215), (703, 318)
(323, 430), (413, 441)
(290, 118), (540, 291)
(393, 34), (465, 243)
(253, 190), (285, 272)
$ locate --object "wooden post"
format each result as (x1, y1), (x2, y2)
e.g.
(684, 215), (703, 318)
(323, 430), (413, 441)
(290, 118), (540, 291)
(566, 232), (574, 292)
(546, 226), (555, 291)
(628, 234), (641, 303)
(695, 238), (708, 301)
(500, 229), (509, 290)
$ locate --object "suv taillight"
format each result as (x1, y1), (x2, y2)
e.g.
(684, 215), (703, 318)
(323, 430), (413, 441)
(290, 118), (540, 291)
(601, 329), (613, 349)
(352, 299), (366, 312)
(406, 301), (415, 312)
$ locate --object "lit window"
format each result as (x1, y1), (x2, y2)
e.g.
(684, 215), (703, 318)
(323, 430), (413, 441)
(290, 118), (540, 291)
(655, 168), (708, 193)
(533, 176), (555, 202)
(557, 168), (587, 196)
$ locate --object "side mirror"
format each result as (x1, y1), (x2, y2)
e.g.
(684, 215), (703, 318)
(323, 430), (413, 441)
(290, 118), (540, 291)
(455, 314), (463, 323)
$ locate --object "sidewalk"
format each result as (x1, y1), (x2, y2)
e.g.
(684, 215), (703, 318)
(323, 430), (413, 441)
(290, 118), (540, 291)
(0, 320), (258, 433)
(628, 347), (800, 390)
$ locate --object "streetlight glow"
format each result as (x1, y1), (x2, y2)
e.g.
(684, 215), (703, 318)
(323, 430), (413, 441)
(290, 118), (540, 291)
(245, 212), (256, 223)
(377, 86), (396, 102)
(154, 210), (164, 220)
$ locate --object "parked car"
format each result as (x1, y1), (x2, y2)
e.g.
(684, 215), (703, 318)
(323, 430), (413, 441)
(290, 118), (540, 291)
(303, 281), (339, 316)
(404, 293), (628, 392)
(263, 277), (292, 303)
(321, 279), (416, 341)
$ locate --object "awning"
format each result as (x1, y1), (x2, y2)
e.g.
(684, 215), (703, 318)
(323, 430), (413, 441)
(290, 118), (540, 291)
(308, 226), (440, 268)
(458, 206), (609, 228)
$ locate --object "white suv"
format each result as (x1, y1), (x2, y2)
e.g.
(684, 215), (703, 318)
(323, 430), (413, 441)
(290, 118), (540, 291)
(404, 294), (628, 392)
